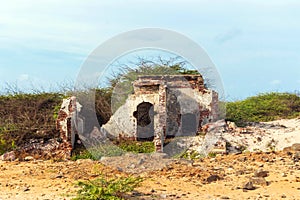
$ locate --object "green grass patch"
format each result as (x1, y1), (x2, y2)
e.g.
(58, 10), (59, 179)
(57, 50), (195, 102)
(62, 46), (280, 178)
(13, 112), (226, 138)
(117, 140), (155, 154)
(173, 150), (205, 160)
(71, 148), (96, 161)
(71, 140), (155, 161)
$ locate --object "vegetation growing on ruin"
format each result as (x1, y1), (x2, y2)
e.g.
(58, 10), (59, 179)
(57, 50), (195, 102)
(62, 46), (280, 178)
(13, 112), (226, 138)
(117, 140), (155, 154)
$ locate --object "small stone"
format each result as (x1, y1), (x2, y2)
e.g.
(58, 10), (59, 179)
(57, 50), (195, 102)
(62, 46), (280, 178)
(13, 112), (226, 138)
(23, 187), (30, 192)
(291, 143), (300, 151)
(281, 194), (287, 198)
(243, 182), (255, 190)
(235, 170), (245, 176)
(254, 169), (269, 178)
(207, 175), (221, 183)
(0, 151), (16, 161)
(238, 157), (247, 162)
(220, 196), (230, 199)
(56, 175), (63, 179)
(281, 173), (287, 177)
(117, 167), (123, 172)
(137, 158), (144, 165)
(160, 194), (167, 199)
(293, 152), (300, 162)
(24, 156), (34, 161)
(250, 177), (268, 186)
(128, 164), (136, 169)
(100, 156), (108, 161)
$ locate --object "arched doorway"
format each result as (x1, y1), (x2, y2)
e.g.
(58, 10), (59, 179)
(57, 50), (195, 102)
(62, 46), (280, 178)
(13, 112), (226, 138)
(133, 102), (154, 141)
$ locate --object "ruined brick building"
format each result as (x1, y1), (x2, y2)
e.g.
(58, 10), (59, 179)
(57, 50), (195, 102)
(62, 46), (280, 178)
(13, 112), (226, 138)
(102, 74), (219, 151)
(54, 74), (219, 154)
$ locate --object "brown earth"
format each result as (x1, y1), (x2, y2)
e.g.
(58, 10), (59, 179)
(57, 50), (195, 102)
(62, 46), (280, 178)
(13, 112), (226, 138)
(1, 151), (300, 200)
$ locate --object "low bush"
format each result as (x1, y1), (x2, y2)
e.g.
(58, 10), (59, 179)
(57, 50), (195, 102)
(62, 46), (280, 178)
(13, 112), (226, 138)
(73, 175), (143, 200)
(226, 92), (300, 126)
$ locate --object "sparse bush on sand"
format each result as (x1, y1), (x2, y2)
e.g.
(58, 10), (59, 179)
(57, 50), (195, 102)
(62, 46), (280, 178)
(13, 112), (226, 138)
(73, 175), (143, 200)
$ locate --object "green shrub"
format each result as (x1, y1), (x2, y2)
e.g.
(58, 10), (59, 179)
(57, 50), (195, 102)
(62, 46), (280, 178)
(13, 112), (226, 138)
(226, 92), (300, 125)
(0, 124), (18, 155)
(73, 175), (143, 200)
(207, 152), (217, 158)
(118, 140), (155, 154)
(71, 148), (96, 161)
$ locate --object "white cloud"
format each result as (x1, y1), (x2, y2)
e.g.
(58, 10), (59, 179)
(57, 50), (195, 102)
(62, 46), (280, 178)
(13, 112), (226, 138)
(270, 80), (282, 85)
(18, 74), (29, 81)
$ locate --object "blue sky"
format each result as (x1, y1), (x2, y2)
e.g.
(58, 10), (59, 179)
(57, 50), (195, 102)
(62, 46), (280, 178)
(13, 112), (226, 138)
(0, 0), (300, 100)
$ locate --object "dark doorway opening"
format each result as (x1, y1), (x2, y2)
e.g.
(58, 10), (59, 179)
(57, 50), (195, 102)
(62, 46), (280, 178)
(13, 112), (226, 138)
(166, 91), (181, 137)
(181, 113), (197, 136)
(133, 102), (154, 141)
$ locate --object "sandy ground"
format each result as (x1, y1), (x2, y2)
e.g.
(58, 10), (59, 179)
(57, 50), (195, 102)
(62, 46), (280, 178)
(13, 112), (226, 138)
(0, 151), (300, 200)
(0, 118), (300, 200)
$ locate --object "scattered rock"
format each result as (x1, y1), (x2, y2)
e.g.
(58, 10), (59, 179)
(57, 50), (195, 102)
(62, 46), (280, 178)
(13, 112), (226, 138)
(0, 151), (16, 161)
(50, 172), (64, 179)
(24, 156), (34, 161)
(207, 175), (221, 183)
(238, 157), (247, 162)
(254, 169), (269, 178)
(281, 194), (287, 198)
(243, 182), (255, 191)
(250, 177), (268, 186)
(137, 158), (145, 165)
(235, 170), (246, 176)
(293, 152), (300, 162)
(23, 186), (30, 192)
(220, 196), (230, 199)
(291, 143), (300, 151)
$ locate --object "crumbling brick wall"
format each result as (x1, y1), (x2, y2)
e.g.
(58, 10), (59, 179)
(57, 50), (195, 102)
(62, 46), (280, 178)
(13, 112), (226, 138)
(56, 96), (82, 158)
(102, 74), (219, 152)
